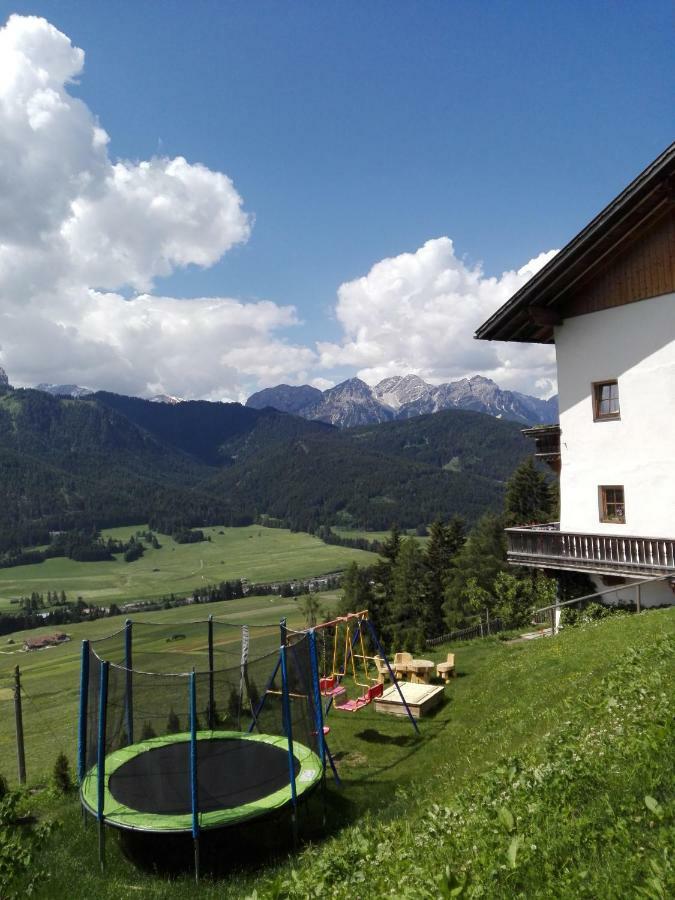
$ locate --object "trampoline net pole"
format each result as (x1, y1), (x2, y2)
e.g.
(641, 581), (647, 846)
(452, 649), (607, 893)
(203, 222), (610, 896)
(77, 640), (89, 786)
(279, 645), (298, 844)
(97, 660), (109, 872)
(207, 616), (215, 729)
(308, 629), (328, 824)
(124, 620), (133, 745)
(189, 670), (200, 883)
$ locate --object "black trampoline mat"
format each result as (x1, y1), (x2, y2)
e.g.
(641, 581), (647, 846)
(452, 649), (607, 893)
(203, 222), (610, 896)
(108, 737), (300, 815)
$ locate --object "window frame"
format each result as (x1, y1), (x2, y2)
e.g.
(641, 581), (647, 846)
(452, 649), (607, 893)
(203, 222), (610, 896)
(592, 379), (620, 421)
(598, 484), (626, 524)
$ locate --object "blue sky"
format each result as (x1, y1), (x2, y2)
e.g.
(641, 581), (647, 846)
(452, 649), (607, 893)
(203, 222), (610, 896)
(0, 2), (672, 399)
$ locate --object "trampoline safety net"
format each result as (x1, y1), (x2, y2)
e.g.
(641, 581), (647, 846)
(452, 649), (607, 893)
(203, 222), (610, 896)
(81, 620), (323, 833)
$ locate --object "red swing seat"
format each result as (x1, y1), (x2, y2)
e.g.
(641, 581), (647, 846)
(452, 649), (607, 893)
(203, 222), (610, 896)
(320, 675), (346, 698)
(334, 682), (383, 712)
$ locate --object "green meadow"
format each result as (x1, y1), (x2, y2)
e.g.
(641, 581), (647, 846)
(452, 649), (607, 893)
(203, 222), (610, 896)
(3, 607), (672, 898)
(0, 525), (377, 611)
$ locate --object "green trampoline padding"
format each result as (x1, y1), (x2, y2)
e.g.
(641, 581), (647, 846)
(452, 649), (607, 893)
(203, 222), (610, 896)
(80, 730), (322, 832)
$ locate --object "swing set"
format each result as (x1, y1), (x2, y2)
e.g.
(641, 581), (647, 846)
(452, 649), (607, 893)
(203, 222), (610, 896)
(310, 610), (418, 727)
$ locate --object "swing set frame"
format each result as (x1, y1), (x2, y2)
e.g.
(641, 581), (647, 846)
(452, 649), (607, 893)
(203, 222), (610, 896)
(295, 610), (420, 734)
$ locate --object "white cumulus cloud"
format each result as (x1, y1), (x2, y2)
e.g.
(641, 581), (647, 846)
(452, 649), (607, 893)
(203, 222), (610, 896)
(319, 238), (558, 396)
(0, 14), (313, 399)
(0, 14), (558, 403)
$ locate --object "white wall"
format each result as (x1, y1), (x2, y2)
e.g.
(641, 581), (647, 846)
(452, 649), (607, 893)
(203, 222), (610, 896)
(555, 292), (675, 538)
(589, 575), (675, 609)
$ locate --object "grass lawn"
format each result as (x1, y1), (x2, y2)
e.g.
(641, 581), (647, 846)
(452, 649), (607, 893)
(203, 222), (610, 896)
(2, 607), (672, 898)
(0, 525), (376, 611)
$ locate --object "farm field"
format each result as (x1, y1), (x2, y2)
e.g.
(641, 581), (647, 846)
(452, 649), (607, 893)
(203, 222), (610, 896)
(0, 525), (377, 611)
(4, 608), (673, 898)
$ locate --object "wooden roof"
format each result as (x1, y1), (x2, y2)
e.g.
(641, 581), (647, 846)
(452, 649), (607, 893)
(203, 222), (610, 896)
(476, 143), (675, 343)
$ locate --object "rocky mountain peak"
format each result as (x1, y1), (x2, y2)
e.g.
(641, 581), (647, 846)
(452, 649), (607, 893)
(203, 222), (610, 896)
(246, 371), (557, 428)
(149, 394), (184, 404)
(323, 377), (373, 400)
(246, 383), (322, 414)
(375, 373), (432, 410)
(36, 383), (92, 398)
(0, 366), (8, 387)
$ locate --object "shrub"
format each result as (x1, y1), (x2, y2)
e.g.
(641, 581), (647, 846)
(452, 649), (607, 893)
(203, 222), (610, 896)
(140, 721), (156, 740)
(166, 709), (180, 734)
(53, 752), (72, 794)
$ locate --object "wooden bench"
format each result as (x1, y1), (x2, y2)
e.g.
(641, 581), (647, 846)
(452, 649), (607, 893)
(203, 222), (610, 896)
(436, 653), (456, 681)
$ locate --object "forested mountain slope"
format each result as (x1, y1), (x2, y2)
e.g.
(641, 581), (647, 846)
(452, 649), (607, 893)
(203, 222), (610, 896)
(0, 388), (532, 550)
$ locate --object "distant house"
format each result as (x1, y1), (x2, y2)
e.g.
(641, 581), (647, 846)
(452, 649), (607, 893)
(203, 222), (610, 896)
(476, 143), (675, 608)
(24, 632), (70, 651)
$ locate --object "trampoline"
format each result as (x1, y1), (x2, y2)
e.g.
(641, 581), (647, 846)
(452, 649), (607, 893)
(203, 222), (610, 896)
(80, 730), (322, 832)
(78, 617), (328, 878)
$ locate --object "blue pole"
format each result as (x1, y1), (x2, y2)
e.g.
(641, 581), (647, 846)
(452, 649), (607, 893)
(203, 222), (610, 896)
(124, 620), (133, 745)
(279, 645), (298, 842)
(308, 630), (326, 770)
(309, 629), (331, 816)
(366, 618), (420, 735)
(78, 640), (90, 785)
(97, 660), (109, 871)
(247, 655), (281, 733)
(207, 615), (215, 729)
(189, 670), (200, 883)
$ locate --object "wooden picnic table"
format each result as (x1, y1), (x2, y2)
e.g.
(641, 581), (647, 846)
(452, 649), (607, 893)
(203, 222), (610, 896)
(406, 659), (435, 684)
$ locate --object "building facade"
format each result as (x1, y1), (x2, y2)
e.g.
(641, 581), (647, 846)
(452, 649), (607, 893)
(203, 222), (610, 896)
(476, 144), (675, 608)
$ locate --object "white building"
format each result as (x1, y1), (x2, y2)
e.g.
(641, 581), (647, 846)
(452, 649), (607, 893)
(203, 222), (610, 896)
(476, 143), (675, 608)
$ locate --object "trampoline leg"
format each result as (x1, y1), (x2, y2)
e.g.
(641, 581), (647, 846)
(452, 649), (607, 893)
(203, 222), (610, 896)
(98, 819), (105, 872)
(194, 837), (200, 885)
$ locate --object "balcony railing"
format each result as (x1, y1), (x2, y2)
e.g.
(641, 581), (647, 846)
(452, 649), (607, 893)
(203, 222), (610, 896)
(521, 424), (561, 461)
(506, 523), (675, 577)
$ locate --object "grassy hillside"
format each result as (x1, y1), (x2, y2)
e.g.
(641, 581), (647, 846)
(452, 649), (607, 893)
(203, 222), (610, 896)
(2, 609), (672, 898)
(0, 525), (376, 611)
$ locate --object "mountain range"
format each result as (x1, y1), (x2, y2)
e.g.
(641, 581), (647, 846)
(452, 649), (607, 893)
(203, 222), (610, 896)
(247, 374), (558, 427)
(0, 385), (533, 552)
(27, 371), (557, 428)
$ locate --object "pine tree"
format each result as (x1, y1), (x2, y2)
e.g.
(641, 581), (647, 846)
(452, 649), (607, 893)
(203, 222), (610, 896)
(423, 518), (466, 638)
(443, 514), (507, 630)
(389, 538), (427, 651)
(504, 457), (554, 526)
(338, 562), (373, 617)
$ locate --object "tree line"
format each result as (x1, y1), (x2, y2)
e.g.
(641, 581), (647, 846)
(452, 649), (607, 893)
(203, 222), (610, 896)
(337, 457), (593, 650)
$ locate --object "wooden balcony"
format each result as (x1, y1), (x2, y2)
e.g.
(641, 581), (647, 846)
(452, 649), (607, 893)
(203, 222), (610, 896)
(521, 424), (560, 472)
(506, 523), (675, 577)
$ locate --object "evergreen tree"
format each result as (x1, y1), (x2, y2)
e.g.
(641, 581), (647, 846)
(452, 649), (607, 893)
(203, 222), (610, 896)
(423, 518), (466, 638)
(389, 538), (427, 651)
(338, 562), (374, 617)
(504, 457), (554, 526)
(443, 514), (507, 630)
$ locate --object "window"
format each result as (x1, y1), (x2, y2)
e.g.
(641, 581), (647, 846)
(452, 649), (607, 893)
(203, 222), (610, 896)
(599, 485), (626, 523)
(593, 380), (620, 420)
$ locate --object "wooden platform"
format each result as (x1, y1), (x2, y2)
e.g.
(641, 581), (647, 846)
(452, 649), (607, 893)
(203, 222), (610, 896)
(374, 681), (445, 718)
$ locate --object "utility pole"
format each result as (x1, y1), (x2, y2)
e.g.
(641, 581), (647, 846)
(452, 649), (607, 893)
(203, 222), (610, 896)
(14, 665), (26, 785)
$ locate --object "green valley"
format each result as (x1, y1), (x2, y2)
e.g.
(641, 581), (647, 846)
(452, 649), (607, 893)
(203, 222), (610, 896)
(0, 525), (376, 611)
